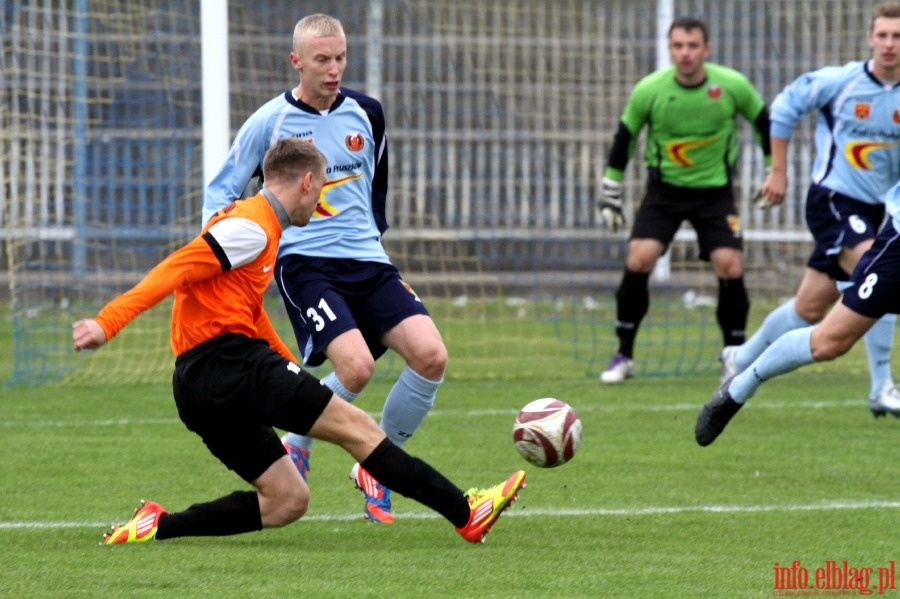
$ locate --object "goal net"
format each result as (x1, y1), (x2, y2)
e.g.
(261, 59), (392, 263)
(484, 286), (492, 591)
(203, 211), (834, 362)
(2, 0), (873, 384)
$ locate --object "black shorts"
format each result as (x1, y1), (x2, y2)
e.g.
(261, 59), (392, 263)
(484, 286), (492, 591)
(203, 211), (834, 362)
(804, 183), (885, 281)
(172, 334), (333, 483)
(841, 222), (900, 319)
(275, 255), (430, 367)
(630, 181), (741, 261)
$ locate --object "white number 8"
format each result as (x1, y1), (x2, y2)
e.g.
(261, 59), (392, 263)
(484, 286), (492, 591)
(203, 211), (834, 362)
(858, 273), (878, 300)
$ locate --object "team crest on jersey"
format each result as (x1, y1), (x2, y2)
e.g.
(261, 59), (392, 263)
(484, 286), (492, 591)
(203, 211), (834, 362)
(894, 109), (900, 124)
(400, 279), (422, 303)
(707, 84), (722, 100)
(727, 215), (742, 238)
(854, 102), (871, 120)
(345, 132), (365, 152)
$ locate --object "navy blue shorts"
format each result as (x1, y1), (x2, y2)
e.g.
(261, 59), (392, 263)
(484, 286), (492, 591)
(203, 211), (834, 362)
(631, 181), (741, 261)
(804, 183), (885, 281)
(841, 222), (900, 318)
(275, 255), (430, 367)
(172, 334), (333, 483)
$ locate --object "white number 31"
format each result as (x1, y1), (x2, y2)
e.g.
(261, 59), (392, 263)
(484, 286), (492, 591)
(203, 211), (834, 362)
(306, 298), (338, 331)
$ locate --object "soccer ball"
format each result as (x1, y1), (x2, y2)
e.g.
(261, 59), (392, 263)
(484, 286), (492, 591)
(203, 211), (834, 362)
(512, 398), (582, 468)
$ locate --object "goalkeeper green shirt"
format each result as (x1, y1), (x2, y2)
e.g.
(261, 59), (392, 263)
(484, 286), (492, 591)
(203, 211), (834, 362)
(604, 62), (771, 189)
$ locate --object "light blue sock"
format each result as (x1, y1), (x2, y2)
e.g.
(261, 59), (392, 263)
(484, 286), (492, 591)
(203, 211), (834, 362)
(734, 298), (813, 370)
(380, 366), (441, 447)
(862, 313), (896, 399)
(729, 326), (815, 403)
(283, 371), (358, 452)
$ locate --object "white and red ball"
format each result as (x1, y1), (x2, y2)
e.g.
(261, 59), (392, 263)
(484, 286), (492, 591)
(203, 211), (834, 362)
(512, 398), (582, 468)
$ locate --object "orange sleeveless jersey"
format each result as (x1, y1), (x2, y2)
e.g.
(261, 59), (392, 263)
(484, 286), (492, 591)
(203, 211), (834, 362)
(95, 193), (297, 361)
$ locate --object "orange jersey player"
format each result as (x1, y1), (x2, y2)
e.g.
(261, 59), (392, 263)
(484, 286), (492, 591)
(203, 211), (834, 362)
(72, 137), (526, 546)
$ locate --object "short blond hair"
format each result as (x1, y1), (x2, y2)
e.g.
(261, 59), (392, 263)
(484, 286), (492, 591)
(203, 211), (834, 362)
(292, 13), (345, 53)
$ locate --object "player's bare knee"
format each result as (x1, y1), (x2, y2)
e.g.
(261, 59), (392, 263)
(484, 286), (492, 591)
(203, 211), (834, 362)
(284, 490), (310, 522)
(810, 337), (851, 362)
(409, 343), (448, 380)
(710, 249), (744, 279)
(713, 261), (743, 279)
(794, 302), (826, 324)
(272, 488), (310, 526)
(721, 266), (744, 279)
(336, 357), (375, 392)
(624, 255), (656, 273)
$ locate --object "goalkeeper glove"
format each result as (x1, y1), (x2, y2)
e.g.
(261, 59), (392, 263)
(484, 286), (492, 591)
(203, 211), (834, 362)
(598, 177), (625, 232)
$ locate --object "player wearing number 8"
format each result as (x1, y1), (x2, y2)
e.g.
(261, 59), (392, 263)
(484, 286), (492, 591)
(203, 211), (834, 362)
(719, 1), (900, 418)
(696, 178), (900, 445)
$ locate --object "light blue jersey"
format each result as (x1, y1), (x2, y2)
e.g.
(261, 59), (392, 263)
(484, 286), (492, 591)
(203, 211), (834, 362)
(770, 60), (900, 205)
(204, 88), (391, 264)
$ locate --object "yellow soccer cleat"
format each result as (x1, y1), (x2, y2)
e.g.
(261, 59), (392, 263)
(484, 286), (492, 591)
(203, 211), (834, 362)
(101, 500), (167, 545)
(456, 470), (526, 543)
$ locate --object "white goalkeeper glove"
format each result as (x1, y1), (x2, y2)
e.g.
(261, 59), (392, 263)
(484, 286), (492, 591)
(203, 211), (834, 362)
(598, 177), (625, 232)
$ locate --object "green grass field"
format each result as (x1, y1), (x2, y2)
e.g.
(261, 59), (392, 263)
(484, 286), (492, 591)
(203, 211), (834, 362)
(2, 313), (898, 598)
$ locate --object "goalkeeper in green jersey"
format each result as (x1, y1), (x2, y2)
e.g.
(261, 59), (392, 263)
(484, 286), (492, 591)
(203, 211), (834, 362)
(598, 16), (772, 384)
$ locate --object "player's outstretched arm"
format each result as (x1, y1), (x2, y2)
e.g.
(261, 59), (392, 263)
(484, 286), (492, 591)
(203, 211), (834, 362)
(72, 319), (109, 351)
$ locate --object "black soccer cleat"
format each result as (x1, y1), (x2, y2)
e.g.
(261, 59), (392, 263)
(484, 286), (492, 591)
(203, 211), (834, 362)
(695, 376), (744, 446)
